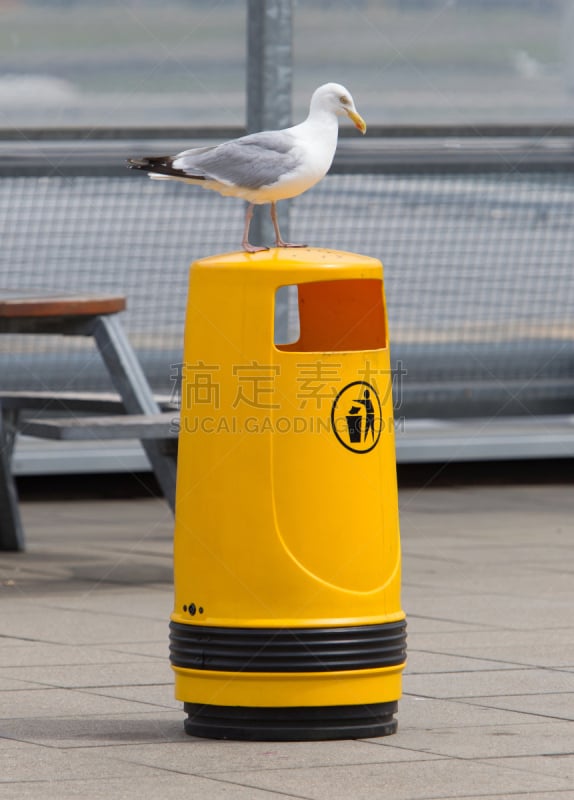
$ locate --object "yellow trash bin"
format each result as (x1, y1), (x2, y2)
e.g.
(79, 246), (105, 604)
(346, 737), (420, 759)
(170, 247), (406, 740)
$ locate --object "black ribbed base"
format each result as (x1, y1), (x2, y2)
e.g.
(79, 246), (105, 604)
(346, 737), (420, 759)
(170, 620), (407, 673)
(183, 701), (398, 741)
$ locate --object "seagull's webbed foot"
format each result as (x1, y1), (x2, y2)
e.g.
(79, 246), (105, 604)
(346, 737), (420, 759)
(243, 241), (269, 254)
(275, 238), (308, 249)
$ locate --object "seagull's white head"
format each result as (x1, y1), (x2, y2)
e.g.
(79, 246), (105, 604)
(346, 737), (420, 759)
(309, 83), (367, 134)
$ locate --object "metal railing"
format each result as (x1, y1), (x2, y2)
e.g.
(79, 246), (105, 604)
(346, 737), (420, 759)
(2, 124), (574, 176)
(1, 127), (573, 467)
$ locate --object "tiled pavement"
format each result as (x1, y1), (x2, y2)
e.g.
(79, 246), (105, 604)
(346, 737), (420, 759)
(0, 479), (572, 799)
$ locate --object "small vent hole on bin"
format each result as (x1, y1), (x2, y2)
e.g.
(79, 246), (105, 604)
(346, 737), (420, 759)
(275, 279), (386, 353)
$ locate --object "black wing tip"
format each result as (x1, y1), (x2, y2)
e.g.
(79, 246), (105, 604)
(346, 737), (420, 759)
(127, 156), (164, 171)
(126, 155), (207, 181)
(126, 155), (174, 172)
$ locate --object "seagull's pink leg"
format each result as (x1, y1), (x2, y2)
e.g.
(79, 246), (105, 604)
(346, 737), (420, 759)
(242, 203), (268, 253)
(270, 202), (307, 248)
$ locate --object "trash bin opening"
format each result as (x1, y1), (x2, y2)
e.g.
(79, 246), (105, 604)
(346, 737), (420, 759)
(275, 279), (386, 353)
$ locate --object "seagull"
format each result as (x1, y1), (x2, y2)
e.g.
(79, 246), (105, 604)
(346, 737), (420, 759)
(127, 83), (366, 253)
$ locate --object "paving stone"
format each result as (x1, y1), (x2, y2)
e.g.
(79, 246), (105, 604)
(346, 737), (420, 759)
(369, 720), (574, 759)
(83, 683), (179, 711)
(0, 485), (572, 799)
(0, 687), (162, 719)
(397, 694), (553, 729)
(0, 745), (160, 783)
(0, 773), (287, 800)
(108, 737), (443, 775)
(461, 692), (574, 722)
(0, 642), (161, 668)
(0, 608), (168, 645)
(0, 659), (172, 689)
(0, 711), (183, 748)
(212, 758), (572, 799)
(404, 667), (574, 699)
(404, 650), (524, 674)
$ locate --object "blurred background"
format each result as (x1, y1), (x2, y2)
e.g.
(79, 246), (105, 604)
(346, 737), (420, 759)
(0, 0), (574, 128)
(0, 0), (573, 126)
(1, 0), (573, 475)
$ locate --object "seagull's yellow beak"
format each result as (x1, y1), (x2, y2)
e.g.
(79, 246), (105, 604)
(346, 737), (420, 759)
(348, 109), (367, 134)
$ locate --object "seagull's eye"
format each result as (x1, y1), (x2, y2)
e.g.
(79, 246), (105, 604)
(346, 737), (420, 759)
(340, 95), (350, 106)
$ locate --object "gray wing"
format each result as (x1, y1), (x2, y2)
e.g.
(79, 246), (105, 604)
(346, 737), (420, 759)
(173, 131), (302, 190)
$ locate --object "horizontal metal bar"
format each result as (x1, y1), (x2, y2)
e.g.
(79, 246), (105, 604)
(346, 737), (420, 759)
(396, 415), (574, 463)
(12, 437), (150, 476)
(3, 124), (574, 141)
(11, 414), (574, 475)
(2, 131), (574, 177)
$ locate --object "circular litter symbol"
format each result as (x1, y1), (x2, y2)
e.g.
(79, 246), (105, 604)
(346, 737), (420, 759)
(330, 381), (382, 454)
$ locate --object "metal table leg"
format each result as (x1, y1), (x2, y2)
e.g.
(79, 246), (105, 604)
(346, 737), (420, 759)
(0, 406), (25, 551)
(90, 314), (177, 511)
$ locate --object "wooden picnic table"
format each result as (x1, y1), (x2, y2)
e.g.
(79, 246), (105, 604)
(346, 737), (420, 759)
(0, 289), (177, 551)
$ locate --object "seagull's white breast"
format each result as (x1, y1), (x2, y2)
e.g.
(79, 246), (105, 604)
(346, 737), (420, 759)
(242, 117), (339, 204)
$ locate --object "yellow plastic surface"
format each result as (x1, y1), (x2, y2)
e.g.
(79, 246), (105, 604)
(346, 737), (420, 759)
(171, 247), (405, 707)
(173, 664), (404, 708)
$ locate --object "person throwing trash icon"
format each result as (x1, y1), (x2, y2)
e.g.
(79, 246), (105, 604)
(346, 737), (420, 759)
(355, 388), (375, 442)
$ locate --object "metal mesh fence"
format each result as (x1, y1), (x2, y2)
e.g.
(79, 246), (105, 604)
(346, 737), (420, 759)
(1, 170), (573, 416)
